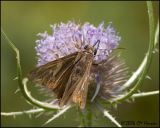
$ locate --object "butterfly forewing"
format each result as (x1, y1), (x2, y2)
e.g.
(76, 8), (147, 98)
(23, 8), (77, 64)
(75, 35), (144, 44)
(59, 52), (94, 108)
(72, 53), (93, 109)
(28, 50), (94, 109)
(28, 52), (78, 90)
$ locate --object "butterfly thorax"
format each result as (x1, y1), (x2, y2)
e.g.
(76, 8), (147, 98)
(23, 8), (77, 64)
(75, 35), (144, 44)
(83, 45), (95, 55)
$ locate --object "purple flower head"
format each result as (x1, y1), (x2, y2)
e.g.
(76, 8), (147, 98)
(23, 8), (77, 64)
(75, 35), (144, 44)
(35, 21), (121, 66)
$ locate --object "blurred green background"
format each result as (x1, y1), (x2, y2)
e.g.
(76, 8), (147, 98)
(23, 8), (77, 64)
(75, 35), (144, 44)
(1, 1), (159, 127)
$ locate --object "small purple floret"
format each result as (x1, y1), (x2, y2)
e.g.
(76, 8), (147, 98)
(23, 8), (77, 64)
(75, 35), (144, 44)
(35, 21), (121, 66)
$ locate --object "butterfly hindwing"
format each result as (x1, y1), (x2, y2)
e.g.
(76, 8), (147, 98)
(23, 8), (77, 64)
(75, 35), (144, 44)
(59, 52), (93, 108)
(28, 52), (78, 91)
(28, 51), (94, 108)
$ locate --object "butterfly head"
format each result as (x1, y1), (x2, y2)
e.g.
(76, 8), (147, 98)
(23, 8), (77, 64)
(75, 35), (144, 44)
(84, 40), (100, 55)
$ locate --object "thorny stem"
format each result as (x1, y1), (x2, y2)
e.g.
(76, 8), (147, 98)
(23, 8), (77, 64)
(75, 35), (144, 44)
(131, 90), (159, 98)
(1, 108), (44, 116)
(86, 106), (92, 127)
(112, 1), (159, 103)
(96, 102), (122, 127)
(23, 78), (61, 110)
(78, 104), (92, 127)
(154, 20), (159, 48)
(43, 105), (71, 126)
(1, 90), (158, 117)
(1, 1), (159, 127)
(1, 29), (63, 110)
(78, 107), (87, 127)
(85, 104), (93, 127)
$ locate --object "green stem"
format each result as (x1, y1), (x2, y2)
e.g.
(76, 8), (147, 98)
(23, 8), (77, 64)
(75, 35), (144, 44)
(43, 105), (71, 126)
(78, 107), (87, 127)
(131, 90), (159, 98)
(23, 78), (62, 110)
(78, 104), (92, 127)
(86, 105), (92, 126)
(154, 20), (159, 48)
(111, 1), (157, 103)
(1, 29), (61, 110)
(96, 102), (122, 127)
(1, 108), (44, 116)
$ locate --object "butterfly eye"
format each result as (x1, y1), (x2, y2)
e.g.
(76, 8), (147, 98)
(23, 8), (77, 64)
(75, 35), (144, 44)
(84, 45), (88, 49)
(94, 49), (97, 55)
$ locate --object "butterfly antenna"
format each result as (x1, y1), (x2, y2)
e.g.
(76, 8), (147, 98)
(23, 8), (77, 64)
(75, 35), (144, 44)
(93, 40), (100, 55)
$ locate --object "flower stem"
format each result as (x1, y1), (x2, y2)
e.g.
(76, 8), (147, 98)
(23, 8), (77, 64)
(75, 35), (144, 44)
(22, 78), (61, 110)
(86, 105), (92, 126)
(78, 107), (87, 127)
(112, 1), (158, 103)
(78, 104), (92, 127)
(1, 108), (44, 116)
(43, 105), (71, 126)
(131, 90), (159, 98)
(96, 102), (122, 127)
(1, 29), (61, 110)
